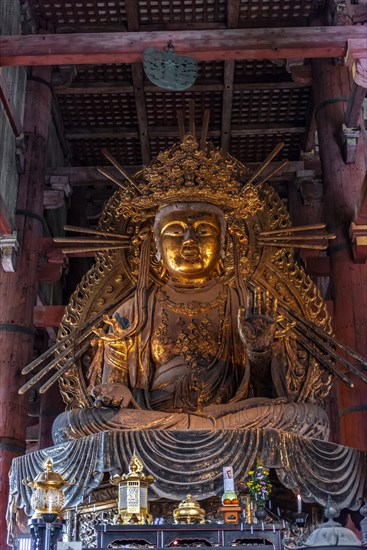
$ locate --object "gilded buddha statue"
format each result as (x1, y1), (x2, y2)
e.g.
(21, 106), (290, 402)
(92, 201), (286, 412)
(35, 133), (349, 443)
(13, 133), (367, 532)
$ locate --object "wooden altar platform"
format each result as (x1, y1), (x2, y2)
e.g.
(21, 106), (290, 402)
(96, 523), (285, 550)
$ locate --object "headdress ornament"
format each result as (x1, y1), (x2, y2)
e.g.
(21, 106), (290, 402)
(115, 134), (264, 220)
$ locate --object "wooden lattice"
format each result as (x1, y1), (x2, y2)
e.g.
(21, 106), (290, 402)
(145, 91), (222, 127)
(71, 137), (143, 166)
(239, 0), (323, 21)
(74, 64), (133, 83)
(234, 60), (291, 79)
(231, 134), (302, 163)
(138, 0), (226, 24)
(32, 0), (127, 27)
(231, 88), (310, 124)
(58, 93), (138, 128)
(32, 1), (319, 171)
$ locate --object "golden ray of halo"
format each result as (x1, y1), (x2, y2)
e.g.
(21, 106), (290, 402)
(61, 244), (129, 254)
(54, 238), (129, 245)
(255, 160), (289, 187)
(101, 148), (141, 195)
(242, 142), (285, 189)
(259, 223), (327, 236)
(64, 225), (129, 239)
(258, 235), (335, 242)
(97, 166), (128, 191)
(256, 242), (328, 250)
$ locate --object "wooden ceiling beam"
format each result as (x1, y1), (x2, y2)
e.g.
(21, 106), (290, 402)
(221, 0), (240, 153)
(221, 61), (235, 153)
(131, 64), (151, 163)
(125, 0), (151, 164)
(64, 122), (306, 140)
(49, 160), (321, 185)
(345, 80), (367, 128)
(1, 27), (366, 67)
(45, 17), (312, 35)
(230, 123), (306, 136)
(54, 79), (308, 95)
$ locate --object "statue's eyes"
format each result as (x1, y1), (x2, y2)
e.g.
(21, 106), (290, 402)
(195, 223), (218, 236)
(163, 224), (185, 236)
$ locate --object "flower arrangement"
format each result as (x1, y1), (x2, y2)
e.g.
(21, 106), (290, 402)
(245, 460), (272, 504)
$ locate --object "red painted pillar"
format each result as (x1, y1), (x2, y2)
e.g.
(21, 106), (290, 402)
(312, 59), (367, 450)
(0, 67), (52, 548)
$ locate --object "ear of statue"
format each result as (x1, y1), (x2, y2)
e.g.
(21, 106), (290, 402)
(215, 258), (225, 277)
(159, 264), (167, 279)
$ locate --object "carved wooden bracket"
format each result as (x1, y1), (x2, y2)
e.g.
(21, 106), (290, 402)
(15, 134), (27, 174)
(344, 45), (367, 130)
(0, 231), (19, 272)
(43, 175), (72, 210)
(295, 170), (324, 205)
(350, 222), (367, 263)
(340, 123), (361, 164)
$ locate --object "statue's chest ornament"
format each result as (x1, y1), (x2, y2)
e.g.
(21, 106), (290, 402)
(152, 288), (228, 367)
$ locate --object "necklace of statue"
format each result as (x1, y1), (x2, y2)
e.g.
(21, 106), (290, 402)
(158, 288), (225, 317)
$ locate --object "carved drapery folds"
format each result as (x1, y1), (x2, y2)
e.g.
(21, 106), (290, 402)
(7, 428), (366, 540)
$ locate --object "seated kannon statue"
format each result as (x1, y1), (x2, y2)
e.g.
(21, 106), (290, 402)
(92, 202), (281, 409)
(49, 134), (336, 442)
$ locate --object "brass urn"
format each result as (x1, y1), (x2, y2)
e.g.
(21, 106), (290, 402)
(173, 494), (205, 524)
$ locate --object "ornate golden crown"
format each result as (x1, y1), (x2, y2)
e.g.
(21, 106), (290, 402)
(105, 134), (264, 220)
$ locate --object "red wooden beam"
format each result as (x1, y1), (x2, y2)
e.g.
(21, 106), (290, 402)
(0, 27), (366, 67)
(37, 263), (63, 284)
(33, 305), (65, 328)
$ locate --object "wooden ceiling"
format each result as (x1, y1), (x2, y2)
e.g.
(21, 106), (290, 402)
(24, 0), (327, 175)
(0, 0), (358, 225)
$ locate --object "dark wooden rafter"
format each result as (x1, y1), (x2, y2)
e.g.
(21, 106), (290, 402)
(131, 65), (150, 164)
(53, 80), (310, 95)
(64, 122), (306, 140)
(51, 95), (72, 162)
(345, 80), (366, 128)
(302, 102), (317, 154)
(125, 0), (150, 164)
(1, 27), (366, 67)
(43, 18), (316, 35)
(220, 0), (240, 153)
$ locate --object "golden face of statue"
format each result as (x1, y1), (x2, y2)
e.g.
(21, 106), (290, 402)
(157, 206), (222, 284)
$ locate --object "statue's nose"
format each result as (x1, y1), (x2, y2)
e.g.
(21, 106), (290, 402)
(183, 227), (198, 243)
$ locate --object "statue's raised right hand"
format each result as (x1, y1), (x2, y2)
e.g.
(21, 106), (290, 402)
(238, 287), (278, 353)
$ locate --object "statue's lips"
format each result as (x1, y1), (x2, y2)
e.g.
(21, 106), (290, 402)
(180, 245), (201, 260)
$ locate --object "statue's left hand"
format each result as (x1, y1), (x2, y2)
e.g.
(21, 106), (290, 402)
(238, 288), (278, 353)
(91, 383), (140, 409)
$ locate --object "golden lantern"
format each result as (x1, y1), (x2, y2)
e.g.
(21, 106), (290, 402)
(110, 452), (155, 525)
(173, 494), (205, 524)
(23, 458), (71, 519)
